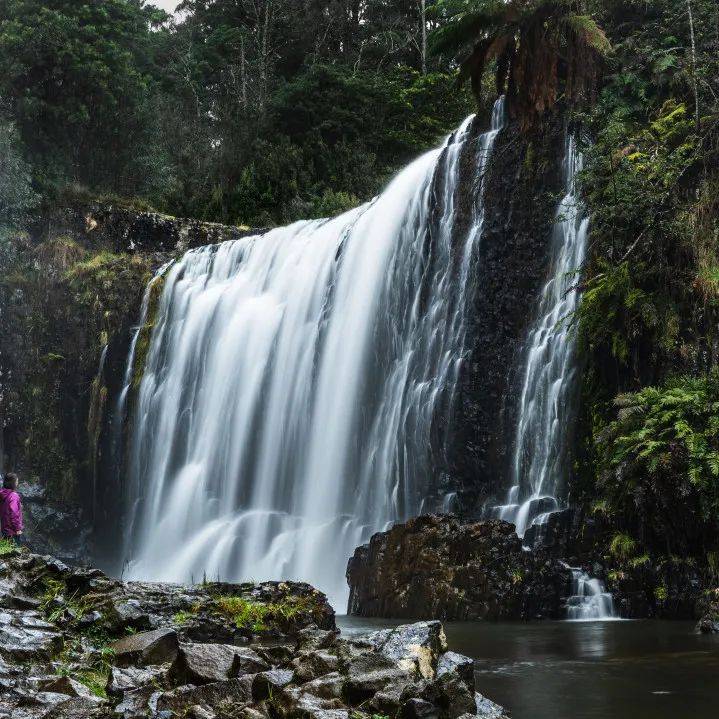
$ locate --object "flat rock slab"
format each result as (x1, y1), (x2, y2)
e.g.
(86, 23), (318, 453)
(0, 622), (63, 662)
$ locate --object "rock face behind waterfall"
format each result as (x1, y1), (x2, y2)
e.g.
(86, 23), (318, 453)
(0, 547), (508, 719)
(443, 116), (567, 508)
(347, 515), (570, 620)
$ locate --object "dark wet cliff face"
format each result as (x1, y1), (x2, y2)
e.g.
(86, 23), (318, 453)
(0, 203), (253, 563)
(440, 115), (566, 512)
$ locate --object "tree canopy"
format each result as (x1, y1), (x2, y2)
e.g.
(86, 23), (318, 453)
(430, 0), (611, 123)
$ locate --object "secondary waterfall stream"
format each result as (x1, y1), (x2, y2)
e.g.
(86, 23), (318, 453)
(121, 100), (505, 607)
(493, 136), (615, 620)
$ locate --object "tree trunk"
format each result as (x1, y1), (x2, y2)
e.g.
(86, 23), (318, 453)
(419, 0), (427, 74)
(686, 0), (701, 132)
(240, 35), (248, 109)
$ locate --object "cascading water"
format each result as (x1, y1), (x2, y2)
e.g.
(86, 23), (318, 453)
(121, 100), (506, 607)
(565, 566), (616, 621)
(492, 136), (616, 620)
(494, 136), (588, 539)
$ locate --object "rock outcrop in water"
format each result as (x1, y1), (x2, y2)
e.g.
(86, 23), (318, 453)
(0, 547), (507, 719)
(346, 515), (571, 620)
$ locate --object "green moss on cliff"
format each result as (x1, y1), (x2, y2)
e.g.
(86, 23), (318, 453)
(132, 274), (165, 390)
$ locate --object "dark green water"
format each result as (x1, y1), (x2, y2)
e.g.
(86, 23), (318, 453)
(338, 617), (719, 719)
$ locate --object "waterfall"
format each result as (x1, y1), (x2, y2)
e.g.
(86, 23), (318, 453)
(491, 136), (617, 620)
(494, 136), (589, 539)
(121, 99), (506, 607)
(565, 566), (616, 621)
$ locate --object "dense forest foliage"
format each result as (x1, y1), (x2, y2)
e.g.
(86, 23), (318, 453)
(0, 0), (471, 227)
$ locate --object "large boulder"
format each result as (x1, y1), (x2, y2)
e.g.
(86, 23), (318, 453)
(347, 514), (570, 620)
(169, 642), (268, 685)
(111, 628), (179, 667)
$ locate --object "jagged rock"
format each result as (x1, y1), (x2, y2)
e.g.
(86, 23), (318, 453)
(111, 628), (179, 667)
(297, 627), (339, 651)
(251, 668), (294, 700)
(347, 514), (570, 620)
(0, 621), (63, 662)
(273, 686), (347, 719)
(170, 642), (268, 685)
(301, 672), (344, 700)
(107, 665), (168, 696)
(157, 677), (253, 713)
(106, 599), (152, 632)
(342, 653), (410, 704)
(437, 652), (474, 685)
(0, 551), (509, 719)
(42, 696), (105, 718)
(474, 692), (510, 718)
(233, 648), (272, 676)
(401, 697), (437, 719)
(113, 686), (162, 718)
(292, 649), (340, 682)
(38, 675), (95, 698)
(367, 621), (447, 679)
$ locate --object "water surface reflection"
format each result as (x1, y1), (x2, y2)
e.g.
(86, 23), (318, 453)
(338, 617), (719, 719)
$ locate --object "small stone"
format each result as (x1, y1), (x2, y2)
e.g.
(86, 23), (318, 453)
(475, 692), (509, 718)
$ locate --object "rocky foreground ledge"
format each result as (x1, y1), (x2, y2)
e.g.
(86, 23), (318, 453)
(0, 547), (507, 719)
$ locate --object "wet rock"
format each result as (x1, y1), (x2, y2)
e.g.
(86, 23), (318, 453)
(113, 686), (162, 718)
(273, 687), (348, 719)
(157, 677), (253, 713)
(107, 665), (168, 696)
(347, 515), (570, 620)
(0, 551), (509, 719)
(106, 599), (152, 632)
(236, 647), (276, 673)
(0, 621), (63, 662)
(170, 642), (244, 685)
(292, 649), (340, 682)
(474, 692), (510, 718)
(437, 651), (474, 685)
(43, 696), (106, 718)
(301, 672), (344, 700)
(297, 627), (339, 651)
(251, 668), (294, 700)
(343, 652), (410, 705)
(169, 642), (269, 685)
(401, 697), (438, 719)
(38, 675), (95, 698)
(111, 628), (179, 667)
(368, 621), (447, 679)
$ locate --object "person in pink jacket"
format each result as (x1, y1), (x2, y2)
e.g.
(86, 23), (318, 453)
(0, 473), (23, 539)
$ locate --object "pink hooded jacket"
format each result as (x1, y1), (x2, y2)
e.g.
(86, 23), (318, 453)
(0, 488), (23, 537)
